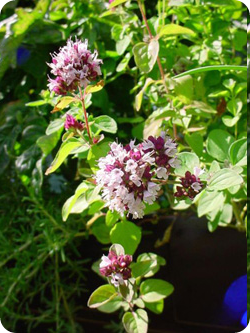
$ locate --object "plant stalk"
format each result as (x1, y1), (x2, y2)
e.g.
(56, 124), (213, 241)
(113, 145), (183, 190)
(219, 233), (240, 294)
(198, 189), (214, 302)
(137, 0), (178, 138)
(137, 0), (168, 95)
(78, 86), (92, 142)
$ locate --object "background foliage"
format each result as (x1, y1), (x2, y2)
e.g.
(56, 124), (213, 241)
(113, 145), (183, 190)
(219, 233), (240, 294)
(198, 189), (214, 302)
(0, 0), (248, 332)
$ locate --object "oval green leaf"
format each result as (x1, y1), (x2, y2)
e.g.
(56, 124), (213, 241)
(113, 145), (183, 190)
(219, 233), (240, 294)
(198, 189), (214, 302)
(140, 279), (174, 303)
(45, 138), (84, 175)
(122, 309), (148, 333)
(87, 284), (117, 308)
(207, 129), (234, 162)
(208, 169), (243, 190)
(110, 221), (141, 255)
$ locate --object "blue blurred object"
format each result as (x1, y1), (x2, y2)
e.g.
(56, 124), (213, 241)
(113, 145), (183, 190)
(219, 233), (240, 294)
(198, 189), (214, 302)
(223, 274), (247, 327)
(17, 46), (31, 65)
(241, 310), (248, 327)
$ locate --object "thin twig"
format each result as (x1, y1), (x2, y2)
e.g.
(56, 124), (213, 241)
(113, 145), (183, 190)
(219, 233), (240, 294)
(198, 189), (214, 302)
(78, 86), (92, 142)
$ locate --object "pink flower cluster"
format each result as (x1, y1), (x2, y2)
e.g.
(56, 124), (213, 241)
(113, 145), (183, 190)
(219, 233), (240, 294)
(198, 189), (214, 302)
(47, 38), (102, 95)
(100, 251), (132, 287)
(64, 114), (84, 131)
(95, 132), (180, 219)
(174, 167), (204, 200)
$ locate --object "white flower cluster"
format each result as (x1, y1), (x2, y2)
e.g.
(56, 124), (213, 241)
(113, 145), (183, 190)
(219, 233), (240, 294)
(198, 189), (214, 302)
(47, 37), (102, 95)
(95, 132), (180, 219)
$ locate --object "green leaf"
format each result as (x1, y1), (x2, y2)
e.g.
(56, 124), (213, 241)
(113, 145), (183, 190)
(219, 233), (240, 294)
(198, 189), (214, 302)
(144, 202), (161, 215)
(140, 279), (174, 302)
(85, 80), (105, 94)
(185, 101), (217, 115)
(117, 52), (132, 72)
(154, 110), (176, 119)
(158, 24), (195, 38)
(88, 201), (105, 215)
(52, 96), (75, 113)
(26, 100), (48, 107)
(208, 203), (233, 232)
(46, 118), (65, 135)
(144, 299), (164, 314)
(132, 253), (166, 278)
(122, 309), (148, 333)
(131, 261), (155, 279)
(87, 141), (111, 172)
(173, 65), (247, 79)
(62, 183), (101, 221)
(208, 90), (230, 98)
(109, 0), (127, 8)
(36, 130), (62, 156)
(197, 190), (225, 217)
(133, 43), (155, 73)
(223, 78), (236, 91)
(185, 133), (203, 156)
(209, 160), (221, 174)
(116, 35), (131, 55)
(207, 129), (234, 162)
(94, 116), (117, 134)
(105, 210), (120, 227)
(110, 221), (141, 255)
(92, 216), (111, 244)
(174, 152), (199, 176)
(208, 169), (243, 190)
(174, 75), (193, 103)
(133, 298), (145, 309)
(227, 99), (243, 116)
(135, 78), (154, 111)
(222, 115), (240, 127)
(87, 284), (117, 308)
(109, 244), (125, 256)
(61, 182), (89, 221)
(98, 295), (123, 313)
(229, 138), (247, 166)
(148, 39), (159, 70)
(45, 138), (84, 175)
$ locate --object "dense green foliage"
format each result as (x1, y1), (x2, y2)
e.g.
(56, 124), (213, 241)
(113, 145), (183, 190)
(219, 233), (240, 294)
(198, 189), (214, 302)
(0, 0), (248, 332)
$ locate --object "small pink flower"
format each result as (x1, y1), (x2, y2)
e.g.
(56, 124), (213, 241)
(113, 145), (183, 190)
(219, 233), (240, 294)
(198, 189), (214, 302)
(99, 250), (132, 286)
(95, 132), (179, 219)
(174, 168), (204, 200)
(64, 114), (84, 131)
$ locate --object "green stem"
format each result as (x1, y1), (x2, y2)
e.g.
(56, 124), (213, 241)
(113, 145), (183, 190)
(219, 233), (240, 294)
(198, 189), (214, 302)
(78, 86), (92, 142)
(61, 287), (76, 332)
(0, 234), (43, 269)
(1, 252), (47, 307)
(162, 0), (166, 26)
(174, 65), (247, 78)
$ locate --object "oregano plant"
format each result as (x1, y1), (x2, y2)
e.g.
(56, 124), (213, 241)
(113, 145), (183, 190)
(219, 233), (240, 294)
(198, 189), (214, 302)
(32, 1), (246, 332)
(0, 0), (247, 332)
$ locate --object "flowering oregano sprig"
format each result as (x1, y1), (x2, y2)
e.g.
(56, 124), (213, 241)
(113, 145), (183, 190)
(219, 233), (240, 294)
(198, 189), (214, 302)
(100, 249), (132, 287)
(47, 37), (102, 95)
(47, 37), (103, 143)
(174, 167), (204, 200)
(95, 132), (180, 219)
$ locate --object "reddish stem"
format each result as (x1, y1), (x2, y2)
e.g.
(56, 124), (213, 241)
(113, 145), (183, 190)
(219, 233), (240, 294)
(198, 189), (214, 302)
(137, 1), (178, 139)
